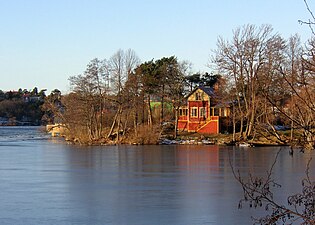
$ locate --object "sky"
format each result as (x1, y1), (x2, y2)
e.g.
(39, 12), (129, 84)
(0, 0), (314, 93)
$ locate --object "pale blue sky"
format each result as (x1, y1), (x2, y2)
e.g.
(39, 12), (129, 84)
(0, 0), (313, 93)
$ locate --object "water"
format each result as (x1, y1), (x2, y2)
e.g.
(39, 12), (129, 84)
(0, 127), (314, 225)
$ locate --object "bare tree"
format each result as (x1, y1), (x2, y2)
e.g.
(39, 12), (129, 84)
(228, 2), (315, 222)
(108, 49), (140, 95)
(260, 36), (315, 150)
(299, 0), (315, 35)
(65, 58), (109, 143)
(213, 24), (285, 141)
(107, 49), (140, 142)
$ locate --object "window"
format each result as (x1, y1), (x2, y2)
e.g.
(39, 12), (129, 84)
(179, 108), (188, 116)
(214, 108), (220, 116)
(195, 92), (202, 100)
(200, 107), (206, 118)
(191, 107), (198, 117)
(221, 108), (227, 117)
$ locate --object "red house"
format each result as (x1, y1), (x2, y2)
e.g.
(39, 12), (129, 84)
(177, 86), (230, 134)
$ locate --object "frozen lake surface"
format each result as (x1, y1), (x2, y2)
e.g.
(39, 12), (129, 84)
(0, 126), (313, 225)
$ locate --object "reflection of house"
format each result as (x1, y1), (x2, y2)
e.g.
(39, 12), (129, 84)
(177, 86), (230, 134)
(176, 145), (220, 170)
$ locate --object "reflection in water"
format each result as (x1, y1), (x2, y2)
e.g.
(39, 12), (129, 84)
(0, 127), (314, 224)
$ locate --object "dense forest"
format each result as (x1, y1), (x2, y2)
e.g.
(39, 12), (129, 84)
(0, 87), (46, 125)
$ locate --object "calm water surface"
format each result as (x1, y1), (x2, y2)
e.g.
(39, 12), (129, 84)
(0, 127), (314, 225)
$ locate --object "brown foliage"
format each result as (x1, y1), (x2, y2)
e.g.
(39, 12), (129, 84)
(129, 124), (161, 145)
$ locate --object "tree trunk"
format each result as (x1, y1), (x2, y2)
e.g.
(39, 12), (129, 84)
(232, 104), (236, 142)
(134, 109), (138, 135)
(246, 103), (256, 140)
(108, 106), (120, 138)
(116, 108), (122, 144)
(174, 107), (179, 139)
(147, 95), (153, 126)
(98, 95), (103, 139)
(290, 120), (294, 141)
(122, 110), (129, 137)
(237, 95), (244, 138)
(160, 84), (164, 123)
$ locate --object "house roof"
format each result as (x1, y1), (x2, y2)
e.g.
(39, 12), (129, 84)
(198, 86), (214, 96)
(186, 85), (214, 98)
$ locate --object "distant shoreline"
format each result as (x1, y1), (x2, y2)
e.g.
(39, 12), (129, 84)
(0, 123), (42, 126)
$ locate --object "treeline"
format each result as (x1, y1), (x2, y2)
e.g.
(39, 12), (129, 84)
(45, 24), (315, 148)
(0, 87), (46, 125)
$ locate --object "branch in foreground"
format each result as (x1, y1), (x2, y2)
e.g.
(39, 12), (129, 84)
(230, 149), (315, 224)
(299, 0), (315, 35)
